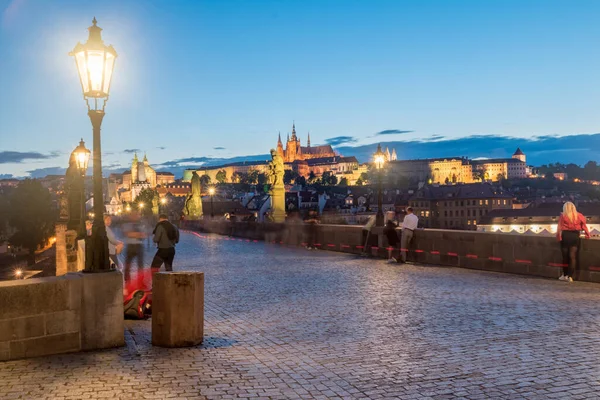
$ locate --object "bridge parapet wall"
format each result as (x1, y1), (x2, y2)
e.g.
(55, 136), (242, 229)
(188, 221), (600, 284)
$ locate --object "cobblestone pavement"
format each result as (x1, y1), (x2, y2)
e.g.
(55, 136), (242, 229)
(1, 232), (600, 399)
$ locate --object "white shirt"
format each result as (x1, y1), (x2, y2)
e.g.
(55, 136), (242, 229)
(402, 213), (419, 230)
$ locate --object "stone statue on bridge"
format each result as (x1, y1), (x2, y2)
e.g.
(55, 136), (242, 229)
(267, 149), (286, 223)
(183, 171), (203, 220)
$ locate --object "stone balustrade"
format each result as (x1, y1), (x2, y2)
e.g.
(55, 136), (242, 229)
(186, 220), (600, 283)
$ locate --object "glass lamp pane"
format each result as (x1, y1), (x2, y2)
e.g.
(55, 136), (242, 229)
(103, 52), (115, 94)
(76, 152), (87, 170)
(75, 51), (90, 93)
(87, 50), (105, 93)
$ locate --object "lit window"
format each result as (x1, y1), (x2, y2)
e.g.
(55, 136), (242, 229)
(485, 200), (489, 205)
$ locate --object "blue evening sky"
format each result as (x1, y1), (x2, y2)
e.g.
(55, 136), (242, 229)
(1, 0), (599, 177)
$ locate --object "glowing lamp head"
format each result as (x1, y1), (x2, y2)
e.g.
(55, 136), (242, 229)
(373, 144), (386, 170)
(138, 202), (144, 209)
(126, 205), (131, 212)
(160, 198), (167, 204)
(70, 18), (117, 102)
(208, 187), (216, 195)
(14, 269), (23, 279)
(73, 139), (91, 175)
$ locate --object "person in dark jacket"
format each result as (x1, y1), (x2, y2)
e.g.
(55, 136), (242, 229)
(383, 219), (400, 262)
(150, 214), (180, 272)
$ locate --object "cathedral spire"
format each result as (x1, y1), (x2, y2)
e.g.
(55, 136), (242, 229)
(133, 152), (138, 162)
(277, 132), (282, 145)
(307, 132), (311, 147)
(291, 122), (297, 140)
(143, 152), (148, 162)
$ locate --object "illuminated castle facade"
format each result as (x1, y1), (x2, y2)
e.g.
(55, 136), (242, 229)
(276, 123), (336, 163)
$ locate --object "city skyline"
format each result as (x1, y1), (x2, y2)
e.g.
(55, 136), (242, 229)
(2, 0), (600, 178)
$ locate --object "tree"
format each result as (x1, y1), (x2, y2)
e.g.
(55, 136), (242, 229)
(496, 173), (505, 182)
(295, 175), (306, 186)
(472, 170), (484, 182)
(284, 170), (299, 185)
(215, 169), (227, 184)
(321, 171), (338, 186)
(0, 190), (10, 240)
(8, 179), (55, 264)
(247, 169), (259, 185)
(308, 171), (318, 184)
(133, 188), (157, 216)
(339, 177), (348, 186)
(356, 177), (364, 186)
(257, 173), (268, 186)
(359, 172), (370, 185)
(199, 174), (211, 187)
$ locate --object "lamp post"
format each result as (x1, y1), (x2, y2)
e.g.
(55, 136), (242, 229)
(373, 144), (386, 226)
(208, 187), (215, 218)
(70, 18), (117, 272)
(73, 139), (91, 236)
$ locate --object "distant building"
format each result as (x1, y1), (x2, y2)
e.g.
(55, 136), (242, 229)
(109, 153), (175, 202)
(387, 148), (528, 184)
(276, 123), (336, 163)
(408, 183), (514, 230)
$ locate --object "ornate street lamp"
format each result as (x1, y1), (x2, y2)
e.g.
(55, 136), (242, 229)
(70, 18), (117, 272)
(373, 144), (386, 226)
(208, 187), (215, 218)
(73, 139), (91, 235)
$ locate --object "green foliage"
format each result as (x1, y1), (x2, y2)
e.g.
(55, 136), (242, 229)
(472, 170), (484, 182)
(295, 175), (307, 186)
(215, 169), (227, 184)
(538, 161), (600, 181)
(200, 174), (211, 187)
(308, 171), (318, 184)
(320, 171), (338, 186)
(8, 179), (55, 262)
(356, 177), (364, 186)
(338, 177), (348, 186)
(133, 188), (157, 216)
(284, 170), (299, 185)
(359, 172), (370, 184)
(257, 173), (268, 186)
(0, 191), (10, 240)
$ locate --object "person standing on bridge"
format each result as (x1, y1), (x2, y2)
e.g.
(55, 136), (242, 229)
(399, 207), (418, 263)
(151, 214), (180, 272)
(557, 202), (589, 282)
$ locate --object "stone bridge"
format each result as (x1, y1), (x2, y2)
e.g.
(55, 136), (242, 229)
(1, 231), (600, 399)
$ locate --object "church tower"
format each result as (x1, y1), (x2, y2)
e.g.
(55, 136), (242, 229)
(277, 132), (284, 159)
(131, 153), (139, 184)
(307, 132), (311, 147)
(391, 148), (397, 161)
(512, 148), (526, 163)
(285, 122), (301, 162)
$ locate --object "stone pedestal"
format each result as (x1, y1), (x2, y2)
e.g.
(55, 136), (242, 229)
(79, 270), (124, 351)
(270, 185), (286, 223)
(152, 272), (204, 347)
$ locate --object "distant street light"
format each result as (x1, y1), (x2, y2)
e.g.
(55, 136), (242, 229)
(70, 18), (118, 272)
(208, 187), (216, 218)
(73, 139), (91, 236)
(373, 144), (386, 226)
(139, 202), (145, 209)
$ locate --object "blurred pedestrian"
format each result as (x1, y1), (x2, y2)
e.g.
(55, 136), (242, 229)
(304, 210), (319, 250)
(383, 219), (399, 262)
(123, 212), (146, 284)
(151, 214), (180, 272)
(104, 215), (123, 269)
(557, 202), (590, 282)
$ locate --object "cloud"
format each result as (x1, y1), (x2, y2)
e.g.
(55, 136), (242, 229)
(334, 133), (600, 166)
(156, 146), (167, 150)
(27, 166), (67, 178)
(213, 147), (226, 150)
(375, 129), (413, 136)
(123, 149), (141, 154)
(0, 174), (14, 179)
(325, 136), (358, 146)
(0, 151), (60, 164)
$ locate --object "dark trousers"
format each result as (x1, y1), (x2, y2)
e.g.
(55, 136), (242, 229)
(151, 247), (176, 271)
(124, 244), (144, 282)
(561, 231), (580, 278)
